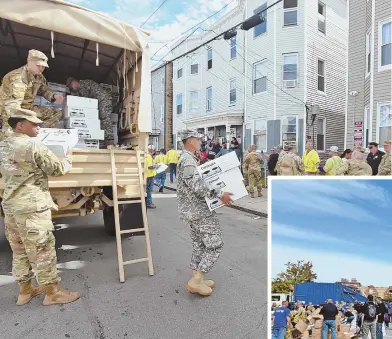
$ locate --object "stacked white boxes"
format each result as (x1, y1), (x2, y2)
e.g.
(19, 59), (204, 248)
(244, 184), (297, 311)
(197, 152), (248, 211)
(64, 95), (103, 149)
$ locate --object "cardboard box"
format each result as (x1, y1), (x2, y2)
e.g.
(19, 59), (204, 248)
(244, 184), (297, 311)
(65, 95), (98, 109)
(313, 319), (323, 329)
(203, 167), (248, 211)
(64, 117), (101, 130)
(64, 106), (99, 119)
(312, 328), (322, 339)
(36, 128), (78, 157)
(75, 128), (104, 140)
(35, 91), (65, 108)
(295, 320), (308, 334)
(339, 325), (350, 333)
(75, 139), (100, 149)
(197, 151), (240, 179)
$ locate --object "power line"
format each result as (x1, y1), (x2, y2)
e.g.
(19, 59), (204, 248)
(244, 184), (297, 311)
(140, 0), (170, 28)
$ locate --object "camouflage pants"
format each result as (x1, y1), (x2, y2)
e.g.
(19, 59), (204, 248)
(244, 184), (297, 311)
(248, 170), (262, 194)
(243, 170), (249, 190)
(32, 106), (63, 128)
(187, 214), (224, 274)
(4, 209), (60, 285)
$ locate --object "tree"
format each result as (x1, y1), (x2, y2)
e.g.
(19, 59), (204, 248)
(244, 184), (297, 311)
(272, 260), (318, 294)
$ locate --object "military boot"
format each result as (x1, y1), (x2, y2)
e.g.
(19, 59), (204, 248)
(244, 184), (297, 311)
(16, 281), (45, 306)
(258, 191), (263, 197)
(192, 270), (215, 288)
(43, 283), (80, 306)
(186, 270), (212, 296)
(250, 192), (255, 198)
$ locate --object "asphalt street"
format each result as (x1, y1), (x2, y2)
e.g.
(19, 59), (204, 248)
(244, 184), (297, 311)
(0, 194), (267, 339)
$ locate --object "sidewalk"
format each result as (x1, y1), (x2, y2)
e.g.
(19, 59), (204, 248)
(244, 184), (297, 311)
(161, 173), (268, 217)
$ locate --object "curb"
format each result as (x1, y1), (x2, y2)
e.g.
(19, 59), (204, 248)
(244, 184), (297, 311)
(154, 183), (267, 218)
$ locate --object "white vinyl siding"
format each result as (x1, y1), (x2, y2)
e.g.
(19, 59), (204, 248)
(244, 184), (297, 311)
(283, 0), (298, 26)
(378, 20), (392, 71)
(176, 94), (183, 115)
(161, 77), (165, 92)
(206, 87), (212, 111)
(160, 105), (164, 124)
(253, 61), (267, 94)
(318, 59), (325, 93)
(229, 78), (236, 105)
(316, 118), (326, 150)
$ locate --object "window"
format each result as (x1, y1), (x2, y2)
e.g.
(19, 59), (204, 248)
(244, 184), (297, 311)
(206, 87), (212, 111)
(282, 116), (297, 145)
(176, 94), (183, 115)
(364, 106), (370, 146)
(207, 48), (212, 69)
(316, 118), (326, 151)
(283, 0), (298, 26)
(379, 20), (392, 71)
(254, 119), (267, 150)
(160, 105), (164, 124)
(230, 37), (236, 59)
(254, 3), (267, 38)
(318, 59), (325, 92)
(190, 63), (199, 75)
(253, 61), (267, 94)
(177, 68), (183, 79)
(161, 77), (165, 92)
(365, 31), (371, 76)
(378, 103), (391, 146)
(318, 2), (326, 33)
(189, 91), (199, 112)
(229, 79), (236, 105)
(283, 54), (298, 87)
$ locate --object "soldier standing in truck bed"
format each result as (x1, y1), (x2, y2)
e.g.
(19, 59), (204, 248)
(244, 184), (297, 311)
(66, 77), (114, 147)
(176, 129), (233, 297)
(0, 50), (64, 141)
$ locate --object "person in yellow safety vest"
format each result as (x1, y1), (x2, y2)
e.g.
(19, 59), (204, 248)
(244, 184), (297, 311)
(146, 145), (158, 209)
(167, 145), (180, 183)
(322, 146), (343, 176)
(302, 140), (320, 175)
(154, 148), (168, 193)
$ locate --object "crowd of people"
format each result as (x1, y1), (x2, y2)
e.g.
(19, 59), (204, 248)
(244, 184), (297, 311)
(266, 140), (391, 176)
(271, 295), (392, 339)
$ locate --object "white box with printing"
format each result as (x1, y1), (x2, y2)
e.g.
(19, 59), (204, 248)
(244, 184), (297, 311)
(75, 128), (104, 140)
(65, 95), (98, 109)
(75, 139), (100, 149)
(36, 128), (79, 158)
(64, 117), (101, 130)
(197, 151), (240, 180)
(202, 167), (248, 211)
(64, 106), (99, 119)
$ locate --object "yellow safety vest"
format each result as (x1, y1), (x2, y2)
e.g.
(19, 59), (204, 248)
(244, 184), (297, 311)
(302, 149), (320, 173)
(154, 154), (168, 165)
(167, 149), (179, 164)
(324, 156), (343, 176)
(146, 154), (156, 178)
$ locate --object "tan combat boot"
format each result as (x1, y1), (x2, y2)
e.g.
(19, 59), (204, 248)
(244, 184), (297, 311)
(192, 270), (215, 288)
(43, 283), (80, 306)
(186, 270), (212, 296)
(258, 191), (263, 197)
(16, 281), (45, 306)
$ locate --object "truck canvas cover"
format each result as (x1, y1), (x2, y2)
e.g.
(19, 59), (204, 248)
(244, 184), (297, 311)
(294, 282), (368, 305)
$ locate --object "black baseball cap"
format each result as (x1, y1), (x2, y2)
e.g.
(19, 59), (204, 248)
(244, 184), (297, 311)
(368, 142), (378, 147)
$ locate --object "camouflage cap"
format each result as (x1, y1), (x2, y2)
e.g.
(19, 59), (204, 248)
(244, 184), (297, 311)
(178, 129), (203, 141)
(28, 49), (49, 68)
(383, 140), (392, 145)
(353, 146), (366, 153)
(10, 107), (43, 124)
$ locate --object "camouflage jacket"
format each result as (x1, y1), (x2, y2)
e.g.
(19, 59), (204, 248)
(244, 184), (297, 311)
(335, 158), (372, 176)
(177, 150), (223, 221)
(275, 152), (303, 176)
(244, 152), (263, 173)
(75, 80), (114, 140)
(0, 133), (72, 214)
(377, 153), (391, 176)
(0, 66), (55, 115)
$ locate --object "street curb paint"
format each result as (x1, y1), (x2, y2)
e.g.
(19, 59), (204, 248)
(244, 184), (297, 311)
(154, 183), (268, 218)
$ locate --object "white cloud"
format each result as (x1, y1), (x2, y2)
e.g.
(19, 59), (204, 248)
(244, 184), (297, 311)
(272, 222), (360, 246)
(271, 179), (390, 223)
(271, 244), (391, 286)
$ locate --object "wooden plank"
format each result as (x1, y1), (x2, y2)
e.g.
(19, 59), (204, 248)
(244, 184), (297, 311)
(71, 154), (140, 163)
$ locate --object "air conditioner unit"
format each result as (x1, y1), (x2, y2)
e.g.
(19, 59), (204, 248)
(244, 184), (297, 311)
(284, 80), (297, 88)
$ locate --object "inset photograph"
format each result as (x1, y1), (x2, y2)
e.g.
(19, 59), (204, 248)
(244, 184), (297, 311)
(270, 178), (392, 339)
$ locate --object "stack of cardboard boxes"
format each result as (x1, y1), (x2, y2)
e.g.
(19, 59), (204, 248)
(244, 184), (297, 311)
(63, 95), (104, 149)
(295, 311), (359, 339)
(34, 82), (67, 112)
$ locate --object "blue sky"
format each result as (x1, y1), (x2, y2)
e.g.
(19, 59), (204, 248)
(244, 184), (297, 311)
(271, 179), (392, 286)
(68, 0), (237, 65)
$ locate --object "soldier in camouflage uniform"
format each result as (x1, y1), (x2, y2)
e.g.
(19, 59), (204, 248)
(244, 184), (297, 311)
(0, 50), (64, 141)
(275, 145), (304, 176)
(176, 129), (233, 297)
(243, 145), (263, 198)
(335, 147), (372, 176)
(378, 140), (391, 176)
(66, 77), (114, 146)
(242, 146), (251, 191)
(0, 108), (80, 306)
